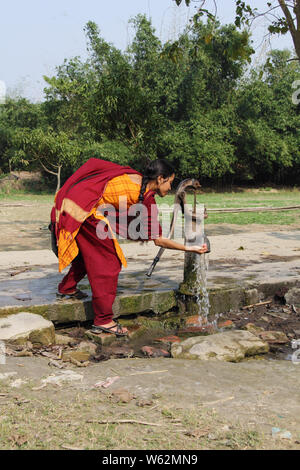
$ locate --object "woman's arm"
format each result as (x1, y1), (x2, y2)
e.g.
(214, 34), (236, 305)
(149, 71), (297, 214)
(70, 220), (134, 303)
(154, 237), (208, 255)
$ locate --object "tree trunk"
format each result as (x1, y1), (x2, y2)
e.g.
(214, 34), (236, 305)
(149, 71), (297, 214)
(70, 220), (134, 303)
(39, 159), (62, 194)
(56, 165), (62, 193)
(278, 0), (300, 60)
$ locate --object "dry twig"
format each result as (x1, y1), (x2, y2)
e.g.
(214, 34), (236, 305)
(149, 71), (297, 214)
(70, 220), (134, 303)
(86, 419), (164, 427)
(242, 301), (272, 310)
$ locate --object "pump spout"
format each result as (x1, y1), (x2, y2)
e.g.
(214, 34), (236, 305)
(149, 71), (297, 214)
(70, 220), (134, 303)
(146, 178), (205, 277)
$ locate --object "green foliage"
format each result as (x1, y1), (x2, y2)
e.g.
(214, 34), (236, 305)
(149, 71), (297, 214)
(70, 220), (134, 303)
(234, 50), (300, 183)
(78, 140), (135, 167)
(0, 13), (299, 189)
(174, 0), (191, 6)
(174, 1), (300, 62)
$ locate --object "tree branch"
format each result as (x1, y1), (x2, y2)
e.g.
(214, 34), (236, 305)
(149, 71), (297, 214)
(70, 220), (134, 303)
(39, 159), (58, 176)
(278, 0), (297, 39)
(294, 0), (300, 31)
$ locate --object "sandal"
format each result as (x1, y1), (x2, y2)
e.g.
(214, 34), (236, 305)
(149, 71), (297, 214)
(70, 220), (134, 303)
(91, 322), (128, 337)
(56, 289), (88, 300)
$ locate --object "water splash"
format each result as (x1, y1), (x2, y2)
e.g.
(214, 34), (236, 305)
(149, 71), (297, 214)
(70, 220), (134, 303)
(191, 253), (212, 327)
(185, 203), (215, 329)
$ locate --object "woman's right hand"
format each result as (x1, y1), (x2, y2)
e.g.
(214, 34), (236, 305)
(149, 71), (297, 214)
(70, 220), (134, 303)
(186, 243), (208, 255)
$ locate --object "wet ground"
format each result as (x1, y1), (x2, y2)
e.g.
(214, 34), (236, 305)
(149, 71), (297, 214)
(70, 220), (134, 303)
(211, 301), (300, 362)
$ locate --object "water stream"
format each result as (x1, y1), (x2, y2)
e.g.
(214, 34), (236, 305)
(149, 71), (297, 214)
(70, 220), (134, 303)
(185, 203), (214, 328)
(192, 254), (212, 327)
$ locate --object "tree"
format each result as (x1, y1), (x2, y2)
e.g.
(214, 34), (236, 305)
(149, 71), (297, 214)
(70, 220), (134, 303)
(234, 49), (300, 182)
(83, 19), (166, 161)
(0, 98), (46, 173)
(39, 15), (256, 182)
(175, 0), (300, 61)
(43, 57), (97, 139)
(3, 14), (299, 187)
(10, 128), (80, 192)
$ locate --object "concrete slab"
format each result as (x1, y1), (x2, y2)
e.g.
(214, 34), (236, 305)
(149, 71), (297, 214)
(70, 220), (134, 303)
(0, 230), (299, 322)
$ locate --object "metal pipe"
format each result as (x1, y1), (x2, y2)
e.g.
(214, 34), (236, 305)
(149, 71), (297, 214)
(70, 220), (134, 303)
(146, 178), (202, 277)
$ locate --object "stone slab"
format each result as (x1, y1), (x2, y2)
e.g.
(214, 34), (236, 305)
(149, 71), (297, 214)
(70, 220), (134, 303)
(285, 287), (300, 306)
(0, 312), (55, 345)
(171, 330), (269, 362)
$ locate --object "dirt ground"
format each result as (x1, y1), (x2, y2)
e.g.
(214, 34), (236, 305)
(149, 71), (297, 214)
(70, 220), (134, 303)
(0, 354), (300, 450)
(1, 200), (300, 450)
(0, 202), (52, 251)
(1, 200), (300, 252)
(1, 297), (300, 450)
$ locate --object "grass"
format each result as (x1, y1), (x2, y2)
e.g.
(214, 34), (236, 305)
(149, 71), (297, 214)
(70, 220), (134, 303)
(0, 187), (299, 225)
(0, 382), (274, 450)
(156, 188), (300, 226)
(158, 187), (300, 208)
(0, 189), (53, 203)
(204, 211), (299, 225)
(1, 379), (298, 450)
(0, 177), (54, 202)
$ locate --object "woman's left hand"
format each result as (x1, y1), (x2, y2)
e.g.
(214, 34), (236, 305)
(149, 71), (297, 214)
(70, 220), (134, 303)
(186, 243), (208, 255)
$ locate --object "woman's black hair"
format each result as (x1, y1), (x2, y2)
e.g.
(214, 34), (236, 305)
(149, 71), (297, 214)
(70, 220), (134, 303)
(138, 159), (175, 203)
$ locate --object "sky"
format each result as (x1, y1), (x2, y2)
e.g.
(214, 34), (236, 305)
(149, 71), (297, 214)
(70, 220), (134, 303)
(0, 0), (295, 102)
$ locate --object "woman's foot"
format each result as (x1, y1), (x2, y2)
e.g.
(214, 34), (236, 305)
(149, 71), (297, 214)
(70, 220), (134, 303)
(91, 321), (128, 336)
(57, 289), (88, 300)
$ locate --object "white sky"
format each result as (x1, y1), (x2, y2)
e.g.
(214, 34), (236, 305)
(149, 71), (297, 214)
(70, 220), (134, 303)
(0, 0), (294, 102)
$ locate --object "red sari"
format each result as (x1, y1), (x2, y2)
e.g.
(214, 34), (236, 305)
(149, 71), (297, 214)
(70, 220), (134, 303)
(53, 158), (162, 325)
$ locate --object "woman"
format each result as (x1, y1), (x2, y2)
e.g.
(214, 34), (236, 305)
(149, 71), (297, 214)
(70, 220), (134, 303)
(51, 158), (208, 337)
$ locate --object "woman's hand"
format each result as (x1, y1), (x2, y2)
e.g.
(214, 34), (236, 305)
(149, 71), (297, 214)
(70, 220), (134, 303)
(154, 237), (208, 254)
(186, 243), (208, 255)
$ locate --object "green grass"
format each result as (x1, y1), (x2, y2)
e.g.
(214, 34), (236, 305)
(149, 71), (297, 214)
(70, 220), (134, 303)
(0, 179), (54, 202)
(0, 190), (54, 203)
(0, 187), (299, 225)
(158, 188), (300, 208)
(156, 189), (300, 225)
(205, 211), (299, 225)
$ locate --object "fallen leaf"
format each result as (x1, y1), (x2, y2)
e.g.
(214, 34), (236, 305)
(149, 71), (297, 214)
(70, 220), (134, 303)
(48, 359), (65, 369)
(14, 350), (33, 357)
(9, 435), (28, 447)
(40, 351), (60, 359)
(69, 357), (89, 367)
(185, 428), (210, 438)
(136, 399), (154, 407)
(110, 388), (135, 403)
